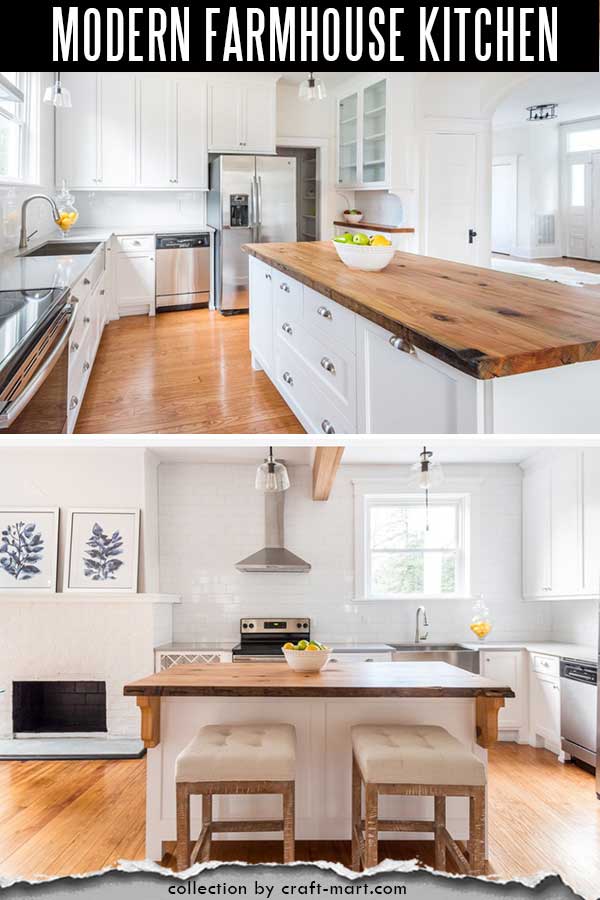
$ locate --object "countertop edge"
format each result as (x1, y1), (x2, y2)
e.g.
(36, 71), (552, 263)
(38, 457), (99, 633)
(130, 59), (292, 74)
(124, 685), (515, 698)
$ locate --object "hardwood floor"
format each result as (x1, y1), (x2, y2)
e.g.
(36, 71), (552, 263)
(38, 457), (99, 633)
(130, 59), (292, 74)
(75, 309), (304, 434)
(0, 745), (598, 899)
(493, 253), (600, 275)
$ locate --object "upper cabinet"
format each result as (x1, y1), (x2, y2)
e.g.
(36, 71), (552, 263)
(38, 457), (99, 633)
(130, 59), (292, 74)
(522, 449), (600, 600)
(337, 77), (389, 190)
(56, 74), (208, 191)
(208, 81), (276, 154)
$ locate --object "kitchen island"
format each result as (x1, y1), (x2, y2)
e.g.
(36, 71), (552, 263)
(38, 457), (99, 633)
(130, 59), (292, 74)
(124, 662), (513, 859)
(243, 241), (600, 433)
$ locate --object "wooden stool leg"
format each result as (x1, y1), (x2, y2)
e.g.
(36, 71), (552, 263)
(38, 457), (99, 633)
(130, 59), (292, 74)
(351, 754), (362, 872)
(364, 784), (379, 869)
(201, 794), (213, 862)
(176, 783), (191, 871)
(434, 795), (447, 871)
(282, 782), (295, 863)
(468, 787), (486, 876)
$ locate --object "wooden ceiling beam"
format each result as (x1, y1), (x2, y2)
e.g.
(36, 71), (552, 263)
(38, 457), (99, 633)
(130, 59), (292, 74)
(312, 446), (344, 501)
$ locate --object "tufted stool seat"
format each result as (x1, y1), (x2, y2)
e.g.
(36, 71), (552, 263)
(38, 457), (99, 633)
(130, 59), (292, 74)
(175, 724), (296, 870)
(351, 724), (486, 875)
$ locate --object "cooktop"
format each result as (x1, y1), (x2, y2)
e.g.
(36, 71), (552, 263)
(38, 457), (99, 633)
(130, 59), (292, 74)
(0, 288), (69, 373)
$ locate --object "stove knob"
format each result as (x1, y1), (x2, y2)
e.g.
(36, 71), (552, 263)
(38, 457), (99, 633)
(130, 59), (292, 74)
(249, 623), (255, 629)
(296, 623), (302, 629)
(303, 623), (308, 629)
(242, 623), (248, 629)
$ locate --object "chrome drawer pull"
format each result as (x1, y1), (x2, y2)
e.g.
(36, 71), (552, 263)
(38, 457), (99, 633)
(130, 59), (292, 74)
(83, 278), (91, 286)
(321, 419), (335, 434)
(70, 342), (79, 353)
(100, 289), (105, 296)
(321, 357), (336, 375)
(282, 371), (294, 386)
(389, 334), (415, 354)
(83, 362), (91, 373)
(317, 306), (332, 320)
(282, 322), (293, 335)
(83, 316), (91, 325)
(280, 283), (290, 293)
(69, 396), (79, 411)
(265, 273), (272, 281)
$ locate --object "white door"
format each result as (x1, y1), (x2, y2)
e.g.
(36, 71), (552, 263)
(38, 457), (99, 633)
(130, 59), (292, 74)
(425, 131), (479, 264)
(56, 74), (98, 188)
(564, 153), (592, 258)
(208, 82), (242, 151)
(522, 461), (552, 598)
(491, 157), (517, 254)
(176, 80), (207, 189)
(138, 78), (173, 187)
(243, 84), (276, 154)
(98, 74), (136, 188)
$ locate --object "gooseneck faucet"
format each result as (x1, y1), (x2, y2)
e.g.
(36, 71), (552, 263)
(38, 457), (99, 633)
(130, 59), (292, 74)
(415, 606), (429, 642)
(19, 194), (60, 250)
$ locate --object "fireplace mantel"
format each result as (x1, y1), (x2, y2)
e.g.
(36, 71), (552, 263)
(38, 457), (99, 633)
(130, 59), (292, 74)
(0, 593), (181, 604)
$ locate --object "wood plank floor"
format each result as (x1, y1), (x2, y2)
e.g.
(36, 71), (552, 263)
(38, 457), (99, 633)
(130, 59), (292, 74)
(75, 309), (303, 434)
(0, 745), (598, 899)
(493, 254), (600, 275)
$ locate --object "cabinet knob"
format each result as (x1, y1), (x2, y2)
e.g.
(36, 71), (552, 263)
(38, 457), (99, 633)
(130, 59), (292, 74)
(70, 342), (79, 353)
(389, 334), (415, 354)
(169, 178), (178, 184)
(83, 278), (91, 286)
(282, 322), (293, 335)
(320, 357), (336, 375)
(282, 371), (294, 386)
(321, 419), (336, 434)
(365, 658), (374, 663)
(265, 273), (272, 281)
(280, 282), (290, 293)
(100, 289), (105, 295)
(83, 361), (90, 373)
(83, 316), (91, 325)
(317, 306), (332, 320)
(69, 396), (79, 411)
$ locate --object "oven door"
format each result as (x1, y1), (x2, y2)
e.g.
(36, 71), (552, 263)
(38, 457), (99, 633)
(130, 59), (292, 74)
(0, 303), (76, 434)
(234, 655), (284, 663)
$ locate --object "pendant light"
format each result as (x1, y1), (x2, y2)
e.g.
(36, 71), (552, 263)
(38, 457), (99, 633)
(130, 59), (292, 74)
(298, 73), (327, 102)
(408, 446), (444, 530)
(44, 72), (72, 109)
(255, 447), (290, 493)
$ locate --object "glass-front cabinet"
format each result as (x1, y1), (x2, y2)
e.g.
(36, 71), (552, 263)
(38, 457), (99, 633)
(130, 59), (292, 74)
(337, 77), (389, 189)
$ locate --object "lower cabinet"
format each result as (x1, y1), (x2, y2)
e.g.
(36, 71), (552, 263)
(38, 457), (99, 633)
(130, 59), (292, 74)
(480, 650), (528, 742)
(115, 249), (156, 317)
(528, 653), (561, 754)
(327, 651), (392, 665)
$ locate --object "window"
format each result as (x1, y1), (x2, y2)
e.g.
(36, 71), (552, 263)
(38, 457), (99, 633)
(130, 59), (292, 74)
(567, 128), (600, 153)
(571, 163), (586, 207)
(356, 492), (469, 600)
(0, 73), (25, 181)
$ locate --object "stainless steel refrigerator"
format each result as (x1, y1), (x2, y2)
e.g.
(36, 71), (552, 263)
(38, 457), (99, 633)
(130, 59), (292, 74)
(208, 155), (297, 315)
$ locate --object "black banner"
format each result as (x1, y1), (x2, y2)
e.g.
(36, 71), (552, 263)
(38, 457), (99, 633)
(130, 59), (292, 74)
(19, 2), (600, 72)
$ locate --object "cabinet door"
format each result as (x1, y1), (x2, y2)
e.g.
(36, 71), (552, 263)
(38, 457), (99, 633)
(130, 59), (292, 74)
(522, 461), (552, 598)
(338, 92), (359, 186)
(138, 77), (173, 187)
(56, 74), (98, 188)
(208, 82), (242, 151)
(531, 672), (561, 749)
(582, 448), (600, 595)
(357, 317), (477, 433)
(242, 83), (276, 154)
(116, 254), (156, 310)
(362, 78), (388, 186)
(98, 73), (136, 187)
(176, 80), (208, 189)
(480, 651), (524, 730)
(249, 257), (273, 372)
(550, 450), (580, 596)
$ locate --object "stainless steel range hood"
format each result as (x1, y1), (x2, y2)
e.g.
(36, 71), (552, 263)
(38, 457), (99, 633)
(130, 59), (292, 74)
(235, 491), (311, 574)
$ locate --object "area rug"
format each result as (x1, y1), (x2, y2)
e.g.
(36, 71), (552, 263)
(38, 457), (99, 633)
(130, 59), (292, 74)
(492, 257), (600, 286)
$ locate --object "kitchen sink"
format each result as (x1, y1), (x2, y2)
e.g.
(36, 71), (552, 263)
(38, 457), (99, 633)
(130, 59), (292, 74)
(391, 643), (480, 673)
(21, 241), (101, 257)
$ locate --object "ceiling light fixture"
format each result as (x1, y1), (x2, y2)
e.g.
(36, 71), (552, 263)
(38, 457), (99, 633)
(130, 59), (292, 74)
(255, 447), (290, 493)
(44, 72), (72, 109)
(526, 103), (558, 122)
(408, 446), (444, 531)
(298, 72), (327, 102)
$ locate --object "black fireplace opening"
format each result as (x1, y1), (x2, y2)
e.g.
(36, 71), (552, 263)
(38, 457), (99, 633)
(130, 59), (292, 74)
(13, 681), (107, 733)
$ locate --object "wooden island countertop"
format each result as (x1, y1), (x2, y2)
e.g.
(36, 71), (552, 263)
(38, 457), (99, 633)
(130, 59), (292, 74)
(243, 240), (600, 380)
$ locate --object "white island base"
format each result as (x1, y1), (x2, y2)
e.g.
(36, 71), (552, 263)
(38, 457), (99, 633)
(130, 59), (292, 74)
(145, 696), (486, 861)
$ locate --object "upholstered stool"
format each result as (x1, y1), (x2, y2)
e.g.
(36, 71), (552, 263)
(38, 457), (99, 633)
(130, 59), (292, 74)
(175, 723), (296, 870)
(351, 725), (486, 875)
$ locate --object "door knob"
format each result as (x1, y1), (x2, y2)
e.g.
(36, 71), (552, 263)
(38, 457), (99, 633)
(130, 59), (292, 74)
(469, 228), (478, 244)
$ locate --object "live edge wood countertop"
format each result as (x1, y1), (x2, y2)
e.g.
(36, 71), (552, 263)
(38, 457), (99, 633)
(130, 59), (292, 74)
(243, 241), (600, 379)
(124, 661), (514, 699)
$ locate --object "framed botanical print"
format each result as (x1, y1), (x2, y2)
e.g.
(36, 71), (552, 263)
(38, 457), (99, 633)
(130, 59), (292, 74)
(0, 508), (59, 592)
(64, 509), (140, 592)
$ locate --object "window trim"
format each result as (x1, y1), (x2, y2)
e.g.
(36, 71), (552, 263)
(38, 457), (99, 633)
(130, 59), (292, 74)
(0, 72), (35, 186)
(352, 478), (477, 602)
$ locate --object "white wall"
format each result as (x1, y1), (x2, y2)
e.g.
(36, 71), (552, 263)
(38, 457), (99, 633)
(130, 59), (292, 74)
(158, 461), (556, 645)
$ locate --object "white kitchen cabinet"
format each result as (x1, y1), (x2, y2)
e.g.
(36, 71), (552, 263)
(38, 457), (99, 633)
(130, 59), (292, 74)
(208, 81), (276, 154)
(356, 316), (477, 433)
(582, 449), (600, 595)
(138, 78), (172, 187)
(99, 73), (136, 187)
(249, 257), (274, 373)
(522, 458), (552, 598)
(176, 80), (208, 189)
(480, 650), (527, 741)
(529, 654), (561, 754)
(337, 77), (389, 189)
(327, 652), (392, 665)
(55, 74), (98, 188)
(115, 249), (156, 318)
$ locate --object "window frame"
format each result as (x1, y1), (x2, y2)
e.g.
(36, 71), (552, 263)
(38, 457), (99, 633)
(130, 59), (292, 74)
(353, 479), (474, 602)
(0, 72), (33, 186)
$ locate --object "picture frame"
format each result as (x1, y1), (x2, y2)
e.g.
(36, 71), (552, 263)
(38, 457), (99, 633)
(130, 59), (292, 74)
(0, 508), (59, 592)
(63, 508), (140, 593)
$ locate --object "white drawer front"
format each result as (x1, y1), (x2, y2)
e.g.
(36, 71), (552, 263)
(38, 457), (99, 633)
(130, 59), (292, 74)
(278, 324), (356, 419)
(72, 251), (105, 303)
(303, 286), (356, 354)
(69, 295), (94, 364)
(116, 234), (155, 252)
(327, 653), (392, 665)
(531, 653), (559, 677)
(273, 271), (303, 325)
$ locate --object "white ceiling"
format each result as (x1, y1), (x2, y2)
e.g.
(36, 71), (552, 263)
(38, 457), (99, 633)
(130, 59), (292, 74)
(494, 72), (600, 128)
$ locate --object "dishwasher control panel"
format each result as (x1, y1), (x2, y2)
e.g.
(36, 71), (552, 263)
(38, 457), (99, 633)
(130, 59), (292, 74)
(156, 233), (210, 249)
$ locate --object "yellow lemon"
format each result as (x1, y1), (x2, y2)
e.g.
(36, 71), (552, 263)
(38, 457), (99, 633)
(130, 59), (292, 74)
(282, 642), (295, 651)
(370, 235), (392, 247)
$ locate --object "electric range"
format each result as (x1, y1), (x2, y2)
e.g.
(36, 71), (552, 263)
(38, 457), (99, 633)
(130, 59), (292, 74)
(232, 618), (311, 662)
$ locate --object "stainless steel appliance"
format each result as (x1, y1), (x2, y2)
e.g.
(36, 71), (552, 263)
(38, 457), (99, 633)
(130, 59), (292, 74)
(235, 490), (311, 574)
(0, 288), (75, 433)
(155, 233), (211, 311)
(232, 618), (311, 662)
(207, 155), (297, 315)
(560, 658), (597, 771)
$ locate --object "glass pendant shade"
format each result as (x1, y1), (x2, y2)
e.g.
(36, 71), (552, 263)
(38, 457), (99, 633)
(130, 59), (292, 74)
(44, 75), (72, 108)
(299, 73), (327, 102)
(408, 447), (444, 490)
(255, 448), (290, 493)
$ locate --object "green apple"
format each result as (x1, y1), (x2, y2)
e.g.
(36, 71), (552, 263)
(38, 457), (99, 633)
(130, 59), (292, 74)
(352, 232), (370, 246)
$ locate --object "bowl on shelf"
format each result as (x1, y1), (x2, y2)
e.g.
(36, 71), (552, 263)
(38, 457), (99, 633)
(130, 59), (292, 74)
(343, 212), (363, 225)
(332, 240), (395, 272)
(283, 647), (331, 673)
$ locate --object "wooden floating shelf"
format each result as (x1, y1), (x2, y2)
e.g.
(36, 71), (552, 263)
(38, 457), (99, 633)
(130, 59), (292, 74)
(333, 220), (416, 234)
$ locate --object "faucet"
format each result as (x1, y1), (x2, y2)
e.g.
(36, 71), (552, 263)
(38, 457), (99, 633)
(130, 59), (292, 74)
(415, 606), (429, 642)
(19, 194), (60, 250)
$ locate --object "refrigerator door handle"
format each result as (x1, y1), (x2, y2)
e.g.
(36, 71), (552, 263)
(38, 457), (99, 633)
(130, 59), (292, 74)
(257, 176), (263, 226)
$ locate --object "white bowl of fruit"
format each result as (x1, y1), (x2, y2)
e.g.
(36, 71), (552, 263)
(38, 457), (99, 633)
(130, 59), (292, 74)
(282, 640), (331, 673)
(343, 209), (363, 225)
(332, 232), (394, 272)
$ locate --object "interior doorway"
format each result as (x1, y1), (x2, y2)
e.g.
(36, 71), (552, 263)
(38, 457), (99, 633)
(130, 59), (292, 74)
(276, 146), (320, 242)
(491, 156), (518, 255)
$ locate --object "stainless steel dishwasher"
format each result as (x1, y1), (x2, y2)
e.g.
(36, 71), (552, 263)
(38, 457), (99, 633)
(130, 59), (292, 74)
(155, 233), (211, 311)
(560, 658), (597, 769)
